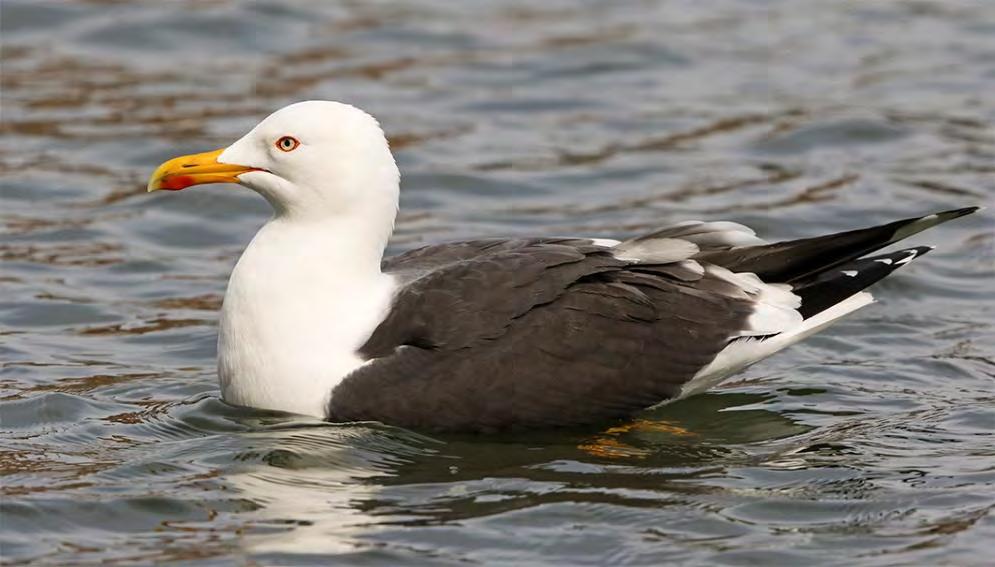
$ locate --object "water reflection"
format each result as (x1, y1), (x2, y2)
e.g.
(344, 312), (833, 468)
(209, 392), (813, 557)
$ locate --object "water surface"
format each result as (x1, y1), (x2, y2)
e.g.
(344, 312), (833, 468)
(2, 1), (993, 564)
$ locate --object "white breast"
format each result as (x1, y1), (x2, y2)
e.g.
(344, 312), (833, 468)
(217, 220), (396, 418)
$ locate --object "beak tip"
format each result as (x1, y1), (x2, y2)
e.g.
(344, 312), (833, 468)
(145, 147), (244, 195)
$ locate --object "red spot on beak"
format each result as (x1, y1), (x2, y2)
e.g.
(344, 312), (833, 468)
(159, 175), (197, 191)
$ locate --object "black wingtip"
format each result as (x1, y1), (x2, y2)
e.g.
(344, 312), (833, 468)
(937, 206), (980, 220)
(794, 245), (935, 319)
(896, 245), (934, 263)
(889, 206), (980, 245)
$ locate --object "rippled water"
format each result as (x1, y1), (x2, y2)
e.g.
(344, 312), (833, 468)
(2, 1), (994, 564)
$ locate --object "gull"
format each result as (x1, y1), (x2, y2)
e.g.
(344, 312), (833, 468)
(147, 101), (978, 432)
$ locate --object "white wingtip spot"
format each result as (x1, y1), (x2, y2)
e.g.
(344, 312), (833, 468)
(895, 250), (920, 265)
(874, 258), (893, 265)
(842, 270), (858, 277)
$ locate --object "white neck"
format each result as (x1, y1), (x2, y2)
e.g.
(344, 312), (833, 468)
(217, 203), (397, 418)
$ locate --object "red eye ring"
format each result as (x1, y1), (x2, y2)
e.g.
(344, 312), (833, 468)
(275, 136), (300, 152)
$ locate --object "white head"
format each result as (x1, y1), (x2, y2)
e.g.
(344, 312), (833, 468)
(148, 101), (400, 222)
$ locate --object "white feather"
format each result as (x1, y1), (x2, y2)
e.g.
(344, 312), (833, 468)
(675, 259), (706, 277)
(679, 292), (875, 398)
(704, 264), (803, 336)
(219, 220), (397, 418)
(214, 102), (402, 418)
(668, 220), (766, 248)
(614, 219), (766, 264)
(614, 238), (700, 263)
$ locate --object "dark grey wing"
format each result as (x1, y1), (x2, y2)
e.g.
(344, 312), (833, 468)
(382, 237), (602, 284)
(330, 243), (760, 432)
(365, 242), (624, 353)
(336, 208), (980, 432)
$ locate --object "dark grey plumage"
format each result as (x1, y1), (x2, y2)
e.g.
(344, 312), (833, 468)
(326, 207), (977, 432)
(333, 241), (754, 432)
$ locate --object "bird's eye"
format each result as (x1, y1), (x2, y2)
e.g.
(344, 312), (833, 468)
(275, 136), (300, 152)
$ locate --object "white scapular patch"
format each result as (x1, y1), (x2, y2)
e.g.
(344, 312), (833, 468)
(613, 219), (767, 263)
(679, 291), (875, 398)
(675, 259), (705, 277)
(842, 270), (858, 277)
(669, 220), (767, 249)
(614, 238), (700, 263)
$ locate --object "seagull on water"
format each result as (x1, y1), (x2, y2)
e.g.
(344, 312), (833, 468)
(147, 100), (978, 432)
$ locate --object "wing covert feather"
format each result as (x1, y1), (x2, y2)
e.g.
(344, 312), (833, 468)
(335, 242), (758, 431)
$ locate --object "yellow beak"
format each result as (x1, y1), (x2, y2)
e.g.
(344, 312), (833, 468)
(147, 148), (260, 192)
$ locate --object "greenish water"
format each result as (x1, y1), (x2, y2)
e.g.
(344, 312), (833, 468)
(1, 1), (993, 565)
